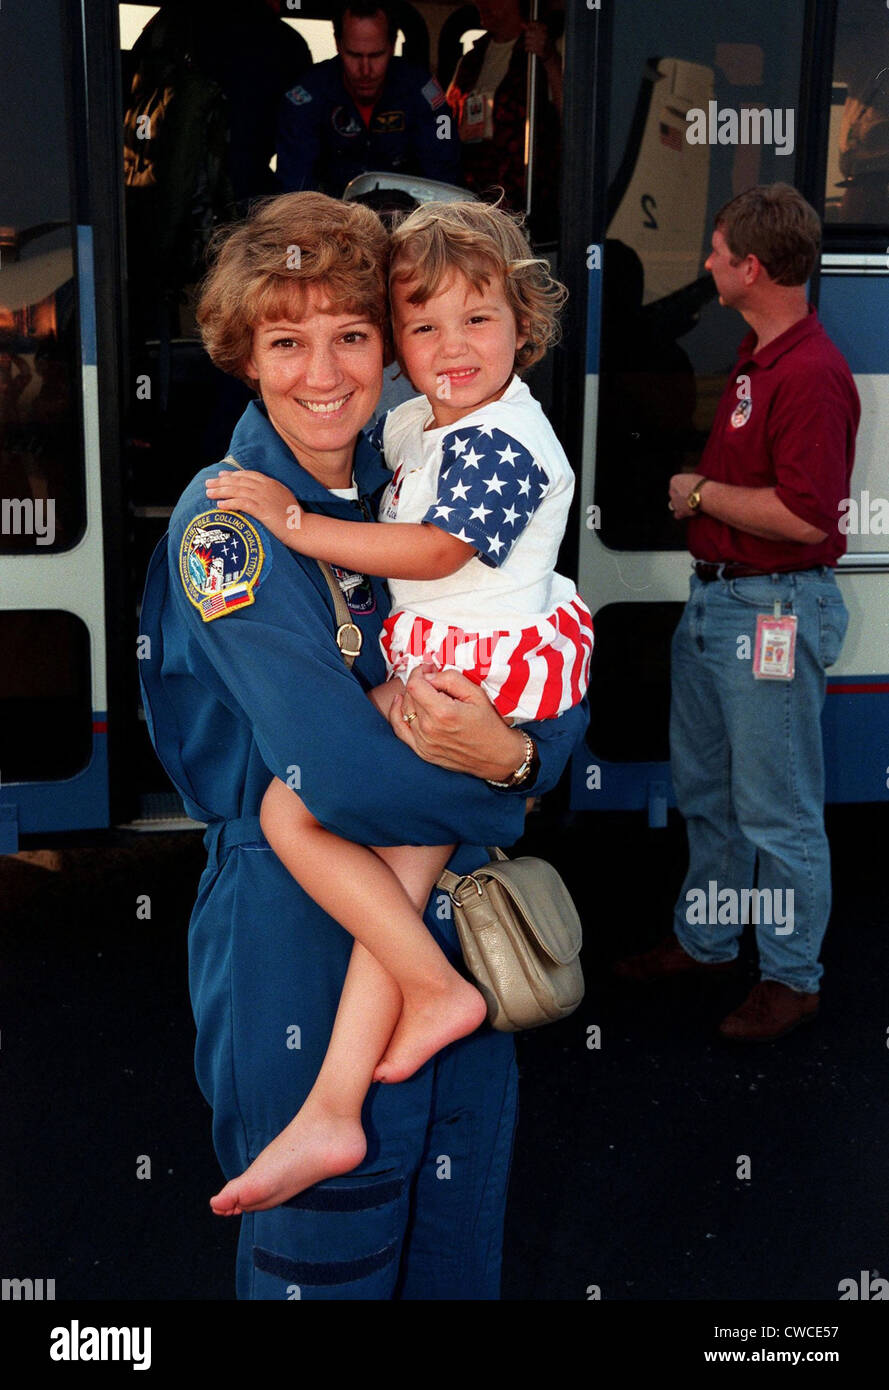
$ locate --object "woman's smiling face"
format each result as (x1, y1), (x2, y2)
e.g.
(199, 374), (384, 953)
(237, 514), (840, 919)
(246, 284), (384, 487)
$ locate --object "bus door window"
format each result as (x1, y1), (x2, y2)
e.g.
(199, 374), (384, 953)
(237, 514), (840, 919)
(825, 0), (889, 226)
(595, 0), (807, 554)
(446, 1), (564, 243)
(585, 0), (806, 765)
(0, 0), (86, 557)
(0, 0), (94, 796)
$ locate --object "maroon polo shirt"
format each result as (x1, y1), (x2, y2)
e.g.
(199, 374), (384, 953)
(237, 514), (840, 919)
(689, 305), (860, 569)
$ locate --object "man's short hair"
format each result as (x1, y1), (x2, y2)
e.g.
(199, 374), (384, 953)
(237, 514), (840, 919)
(714, 184), (822, 286)
(334, 1), (398, 45)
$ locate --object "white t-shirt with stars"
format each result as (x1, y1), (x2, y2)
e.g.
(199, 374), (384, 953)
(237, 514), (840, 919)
(377, 374), (579, 631)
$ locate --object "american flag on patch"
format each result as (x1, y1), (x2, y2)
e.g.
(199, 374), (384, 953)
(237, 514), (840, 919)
(422, 77), (447, 110)
(201, 592), (227, 619)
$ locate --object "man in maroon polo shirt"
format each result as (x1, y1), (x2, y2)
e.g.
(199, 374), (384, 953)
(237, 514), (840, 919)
(616, 184), (860, 1041)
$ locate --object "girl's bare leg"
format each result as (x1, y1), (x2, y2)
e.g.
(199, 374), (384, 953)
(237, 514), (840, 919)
(259, 777), (485, 1076)
(210, 941), (397, 1215)
(210, 761), (486, 1214)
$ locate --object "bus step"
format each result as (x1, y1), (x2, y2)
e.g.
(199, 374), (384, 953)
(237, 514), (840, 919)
(119, 792), (206, 834)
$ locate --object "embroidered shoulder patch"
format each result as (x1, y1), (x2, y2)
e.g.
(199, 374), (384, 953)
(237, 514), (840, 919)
(285, 84), (312, 107)
(179, 510), (265, 622)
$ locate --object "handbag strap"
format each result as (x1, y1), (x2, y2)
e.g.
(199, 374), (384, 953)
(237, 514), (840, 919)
(313, 557), (363, 669)
(438, 846), (508, 894)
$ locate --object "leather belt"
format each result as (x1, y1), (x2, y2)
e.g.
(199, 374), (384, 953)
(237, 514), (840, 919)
(692, 562), (820, 583)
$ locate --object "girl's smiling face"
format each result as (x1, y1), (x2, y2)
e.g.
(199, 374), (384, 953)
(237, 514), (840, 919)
(392, 269), (527, 428)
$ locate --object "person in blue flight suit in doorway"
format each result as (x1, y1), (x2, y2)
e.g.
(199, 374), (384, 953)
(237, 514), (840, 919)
(138, 192), (586, 1299)
(276, 1), (461, 197)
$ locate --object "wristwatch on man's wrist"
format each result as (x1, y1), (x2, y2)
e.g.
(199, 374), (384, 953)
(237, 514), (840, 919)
(687, 477), (710, 512)
(487, 730), (539, 789)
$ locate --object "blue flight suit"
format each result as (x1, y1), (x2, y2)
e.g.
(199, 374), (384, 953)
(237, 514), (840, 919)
(276, 56), (461, 198)
(139, 400), (587, 1299)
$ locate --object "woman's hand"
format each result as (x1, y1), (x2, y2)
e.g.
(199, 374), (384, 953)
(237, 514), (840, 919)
(205, 470), (302, 544)
(389, 665), (529, 782)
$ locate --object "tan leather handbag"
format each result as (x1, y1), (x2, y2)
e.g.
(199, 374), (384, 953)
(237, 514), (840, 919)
(316, 557), (585, 1033)
(438, 849), (584, 1032)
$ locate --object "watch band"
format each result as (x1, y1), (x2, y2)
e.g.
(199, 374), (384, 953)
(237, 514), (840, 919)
(487, 731), (537, 789)
(688, 477), (710, 511)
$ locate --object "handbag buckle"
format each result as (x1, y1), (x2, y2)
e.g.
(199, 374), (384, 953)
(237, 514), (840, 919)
(336, 622), (363, 658)
(449, 873), (484, 907)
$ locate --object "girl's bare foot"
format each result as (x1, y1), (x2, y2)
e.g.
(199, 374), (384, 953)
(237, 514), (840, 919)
(373, 976), (487, 1083)
(210, 1100), (367, 1216)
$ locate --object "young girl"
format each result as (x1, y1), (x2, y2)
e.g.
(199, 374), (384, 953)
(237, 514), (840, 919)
(204, 201), (593, 1215)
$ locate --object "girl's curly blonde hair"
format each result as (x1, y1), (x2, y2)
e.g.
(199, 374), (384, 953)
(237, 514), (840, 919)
(389, 200), (567, 372)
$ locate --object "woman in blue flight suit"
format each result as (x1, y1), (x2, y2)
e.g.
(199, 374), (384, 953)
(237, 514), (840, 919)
(138, 192), (587, 1300)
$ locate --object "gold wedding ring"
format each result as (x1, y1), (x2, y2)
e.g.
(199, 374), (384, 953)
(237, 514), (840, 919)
(403, 711), (418, 725)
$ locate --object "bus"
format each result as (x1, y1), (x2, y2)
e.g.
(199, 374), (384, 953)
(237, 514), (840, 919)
(1, 0), (887, 852)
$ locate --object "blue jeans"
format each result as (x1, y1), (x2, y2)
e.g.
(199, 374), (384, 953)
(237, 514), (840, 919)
(670, 568), (848, 993)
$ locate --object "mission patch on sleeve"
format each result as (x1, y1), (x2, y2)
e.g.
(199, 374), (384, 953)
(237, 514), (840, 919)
(179, 510), (266, 622)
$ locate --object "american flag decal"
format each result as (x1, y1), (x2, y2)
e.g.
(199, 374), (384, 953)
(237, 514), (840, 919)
(659, 107), (684, 150)
(422, 77), (447, 110)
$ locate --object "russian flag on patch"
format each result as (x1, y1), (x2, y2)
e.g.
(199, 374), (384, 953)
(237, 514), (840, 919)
(422, 77), (446, 110)
(201, 582), (251, 618)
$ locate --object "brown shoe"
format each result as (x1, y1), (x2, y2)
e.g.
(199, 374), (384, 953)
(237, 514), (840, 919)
(614, 934), (737, 982)
(719, 980), (819, 1042)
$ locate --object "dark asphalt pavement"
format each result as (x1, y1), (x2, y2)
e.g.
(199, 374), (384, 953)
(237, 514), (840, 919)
(2, 805), (886, 1303)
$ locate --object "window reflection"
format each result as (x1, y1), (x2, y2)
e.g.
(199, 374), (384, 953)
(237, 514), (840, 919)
(0, 226), (83, 553)
(825, 1), (889, 226)
(596, 1), (805, 551)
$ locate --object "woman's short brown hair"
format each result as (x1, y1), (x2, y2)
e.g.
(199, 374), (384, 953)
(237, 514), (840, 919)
(714, 183), (822, 286)
(197, 192), (391, 383)
(388, 200), (567, 372)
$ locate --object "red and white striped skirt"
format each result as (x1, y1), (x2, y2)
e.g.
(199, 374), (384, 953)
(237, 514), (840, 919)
(380, 596), (594, 723)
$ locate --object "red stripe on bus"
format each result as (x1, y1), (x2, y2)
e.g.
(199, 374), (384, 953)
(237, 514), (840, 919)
(828, 683), (889, 695)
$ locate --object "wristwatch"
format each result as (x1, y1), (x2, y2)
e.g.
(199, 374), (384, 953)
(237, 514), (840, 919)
(487, 731), (539, 789)
(687, 477), (710, 512)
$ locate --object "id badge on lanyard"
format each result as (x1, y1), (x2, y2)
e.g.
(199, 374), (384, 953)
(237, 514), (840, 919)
(459, 90), (494, 143)
(753, 601), (797, 680)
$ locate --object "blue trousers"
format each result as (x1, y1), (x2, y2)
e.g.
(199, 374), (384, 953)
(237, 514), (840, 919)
(670, 569), (848, 993)
(189, 838), (518, 1300)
